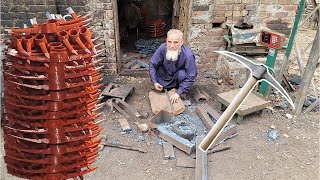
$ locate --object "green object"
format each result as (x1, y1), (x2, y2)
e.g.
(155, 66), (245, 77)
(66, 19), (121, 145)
(284, 0), (305, 60)
(276, 0), (305, 81)
(260, 48), (278, 95)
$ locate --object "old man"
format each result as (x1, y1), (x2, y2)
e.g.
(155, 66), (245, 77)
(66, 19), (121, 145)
(149, 29), (197, 104)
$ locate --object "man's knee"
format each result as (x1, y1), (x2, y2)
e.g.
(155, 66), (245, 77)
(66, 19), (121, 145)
(177, 69), (186, 84)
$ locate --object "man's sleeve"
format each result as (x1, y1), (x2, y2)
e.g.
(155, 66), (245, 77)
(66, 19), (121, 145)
(149, 45), (164, 84)
(176, 55), (198, 95)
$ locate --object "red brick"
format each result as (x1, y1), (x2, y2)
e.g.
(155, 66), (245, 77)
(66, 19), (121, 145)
(233, 4), (245, 11)
(214, 5), (231, 11)
(279, 0), (291, 5)
(275, 11), (289, 18)
(260, 0), (278, 4)
(282, 5), (298, 12)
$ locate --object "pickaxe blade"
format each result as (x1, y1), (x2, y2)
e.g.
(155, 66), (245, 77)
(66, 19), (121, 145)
(216, 50), (294, 108)
(199, 51), (295, 152)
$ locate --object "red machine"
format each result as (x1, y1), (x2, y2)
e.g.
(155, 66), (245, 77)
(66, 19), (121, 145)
(259, 29), (285, 49)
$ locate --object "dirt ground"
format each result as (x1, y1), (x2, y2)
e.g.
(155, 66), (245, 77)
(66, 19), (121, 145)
(0, 29), (319, 180)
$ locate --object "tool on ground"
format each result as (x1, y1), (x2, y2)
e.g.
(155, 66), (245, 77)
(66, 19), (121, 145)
(164, 89), (175, 113)
(199, 51), (295, 152)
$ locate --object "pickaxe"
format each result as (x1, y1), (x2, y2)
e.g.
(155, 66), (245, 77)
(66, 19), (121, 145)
(199, 51), (295, 152)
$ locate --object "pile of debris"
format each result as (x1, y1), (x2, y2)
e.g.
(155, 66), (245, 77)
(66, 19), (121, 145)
(100, 85), (238, 179)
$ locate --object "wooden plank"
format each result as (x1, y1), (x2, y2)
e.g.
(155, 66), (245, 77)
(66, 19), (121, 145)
(176, 157), (195, 168)
(149, 89), (186, 115)
(216, 88), (270, 116)
(195, 136), (207, 180)
(294, 30), (319, 114)
(112, 0), (121, 74)
(163, 142), (175, 160)
(118, 118), (131, 132)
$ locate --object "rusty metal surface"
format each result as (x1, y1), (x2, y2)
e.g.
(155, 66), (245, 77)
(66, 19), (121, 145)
(101, 82), (134, 100)
(2, 7), (104, 179)
(145, 19), (166, 38)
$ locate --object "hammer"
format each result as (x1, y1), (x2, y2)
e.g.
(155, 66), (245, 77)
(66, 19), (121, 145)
(199, 51), (295, 152)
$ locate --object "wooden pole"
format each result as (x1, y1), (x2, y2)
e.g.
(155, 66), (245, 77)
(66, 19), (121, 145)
(113, 0), (121, 74)
(294, 30), (319, 114)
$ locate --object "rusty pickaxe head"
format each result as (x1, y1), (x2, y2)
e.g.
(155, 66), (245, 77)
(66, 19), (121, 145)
(216, 50), (295, 109)
(199, 51), (295, 152)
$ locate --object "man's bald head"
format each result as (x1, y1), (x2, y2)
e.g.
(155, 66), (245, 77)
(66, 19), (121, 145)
(167, 29), (183, 41)
(166, 29), (183, 61)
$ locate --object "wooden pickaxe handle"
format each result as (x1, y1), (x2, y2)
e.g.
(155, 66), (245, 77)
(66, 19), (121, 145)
(199, 76), (258, 152)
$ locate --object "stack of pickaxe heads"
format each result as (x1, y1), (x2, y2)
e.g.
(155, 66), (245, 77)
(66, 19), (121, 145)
(2, 7), (105, 180)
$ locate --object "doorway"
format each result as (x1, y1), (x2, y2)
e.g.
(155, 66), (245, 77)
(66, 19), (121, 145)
(113, 0), (191, 76)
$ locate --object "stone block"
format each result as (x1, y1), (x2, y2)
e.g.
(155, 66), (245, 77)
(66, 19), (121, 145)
(215, 53), (250, 88)
(10, 5), (29, 12)
(13, 0), (26, 5)
(242, 0), (252, 3)
(34, 0), (46, 5)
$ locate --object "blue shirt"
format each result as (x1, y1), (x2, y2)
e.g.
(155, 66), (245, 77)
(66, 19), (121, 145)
(149, 43), (197, 95)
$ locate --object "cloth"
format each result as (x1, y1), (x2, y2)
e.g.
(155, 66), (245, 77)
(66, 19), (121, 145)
(149, 43), (197, 95)
(230, 24), (262, 45)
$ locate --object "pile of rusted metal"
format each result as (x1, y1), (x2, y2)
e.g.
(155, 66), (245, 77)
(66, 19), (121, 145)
(2, 7), (105, 179)
(145, 19), (166, 38)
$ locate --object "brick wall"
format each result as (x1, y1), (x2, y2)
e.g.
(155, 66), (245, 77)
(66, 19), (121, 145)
(0, 0), (116, 74)
(1, 0), (299, 74)
(188, 0), (299, 70)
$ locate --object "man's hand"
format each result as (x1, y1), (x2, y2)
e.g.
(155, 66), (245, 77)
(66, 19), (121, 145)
(154, 83), (163, 91)
(170, 93), (180, 104)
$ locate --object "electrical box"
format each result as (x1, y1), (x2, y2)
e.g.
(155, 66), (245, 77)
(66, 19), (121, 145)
(259, 29), (285, 49)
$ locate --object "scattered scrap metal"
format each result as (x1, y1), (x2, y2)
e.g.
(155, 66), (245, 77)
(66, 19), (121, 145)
(134, 39), (161, 55)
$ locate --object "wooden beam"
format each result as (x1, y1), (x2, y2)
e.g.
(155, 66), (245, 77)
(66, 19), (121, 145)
(294, 39), (318, 97)
(294, 30), (319, 114)
(195, 136), (207, 180)
(112, 0), (121, 74)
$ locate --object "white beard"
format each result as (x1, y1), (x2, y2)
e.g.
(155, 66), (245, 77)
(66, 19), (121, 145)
(166, 49), (180, 61)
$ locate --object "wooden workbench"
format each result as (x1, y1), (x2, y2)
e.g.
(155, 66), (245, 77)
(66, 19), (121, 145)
(216, 88), (271, 123)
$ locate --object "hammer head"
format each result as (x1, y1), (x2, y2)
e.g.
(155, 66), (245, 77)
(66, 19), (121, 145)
(216, 51), (295, 109)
